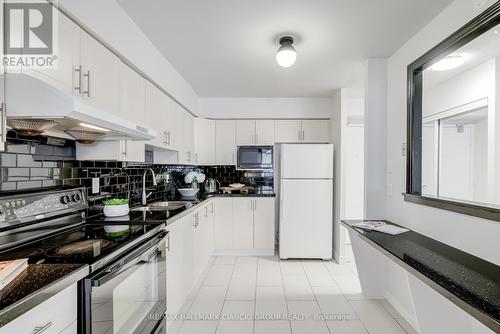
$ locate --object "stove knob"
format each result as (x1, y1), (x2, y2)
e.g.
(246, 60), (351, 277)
(61, 195), (71, 204)
(72, 193), (81, 202)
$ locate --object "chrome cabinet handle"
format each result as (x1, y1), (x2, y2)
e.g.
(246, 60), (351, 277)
(205, 206), (208, 217)
(83, 70), (91, 97)
(211, 202), (214, 213)
(0, 102), (6, 143)
(163, 131), (167, 145)
(298, 130), (301, 141)
(195, 153), (198, 164)
(122, 140), (127, 157)
(74, 65), (82, 94)
(33, 322), (53, 334)
(302, 130), (305, 141)
(167, 131), (171, 146)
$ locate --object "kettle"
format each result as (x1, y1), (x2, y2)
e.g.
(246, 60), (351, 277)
(205, 178), (220, 193)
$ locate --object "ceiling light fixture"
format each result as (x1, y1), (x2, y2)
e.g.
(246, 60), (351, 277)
(276, 36), (296, 68)
(78, 123), (110, 132)
(431, 55), (465, 71)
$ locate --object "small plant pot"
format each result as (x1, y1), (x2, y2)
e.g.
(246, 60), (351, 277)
(103, 204), (130, 217)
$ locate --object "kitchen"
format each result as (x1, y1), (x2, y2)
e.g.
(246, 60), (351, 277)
(0, 1), (500, 334)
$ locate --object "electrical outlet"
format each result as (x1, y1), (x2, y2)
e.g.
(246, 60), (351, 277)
(92, 178), (100, 194)
(401, 142), (407, 157)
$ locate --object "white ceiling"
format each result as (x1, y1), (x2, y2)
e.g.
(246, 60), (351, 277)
(118, 0), (452, 98)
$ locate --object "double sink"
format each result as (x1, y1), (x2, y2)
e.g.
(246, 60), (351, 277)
(131, 201), (194, 212)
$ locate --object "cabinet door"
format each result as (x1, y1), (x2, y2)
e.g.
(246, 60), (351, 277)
(180, 214), (196, 295)
(302, 120), (330, 143)
(75, 140), (144, 162)
(236, 120), (255, 145)
(193, 211), (205, 278)
(165, 221), (183, 328)
(165, 96), (182, 151)
(214, 198), (233, 250)
(275, 120), (302, 143)
(256, 120), (275, 145)
(22, 14), (80, 96)
(120, 140), (145, 162)
(208, 200), (216, 255)
(81, 32), (121, 115)
(232, 198), (254, 249)
(253, 198), (275, 250)
(195, 118), (215, 165)
(120, 64), (146, 126)
(145, 82), (165, 148)
(180, 111), (195, 164)
(215, 120), (236, 165)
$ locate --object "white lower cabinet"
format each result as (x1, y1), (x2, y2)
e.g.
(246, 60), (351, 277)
(0, 284), (77, 334)
(165, 200), (215, 331)
(214, 197), (275, 255)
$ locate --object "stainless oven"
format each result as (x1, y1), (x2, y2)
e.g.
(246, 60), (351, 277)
(237, 146), (273, 170)
(82, 232), (168, 334)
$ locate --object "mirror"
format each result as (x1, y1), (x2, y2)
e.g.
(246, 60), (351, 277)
(407, 4), (500, 220)
(421, 23), (499, 205)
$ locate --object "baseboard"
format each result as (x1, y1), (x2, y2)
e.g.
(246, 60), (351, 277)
(214, 249), (275, 256)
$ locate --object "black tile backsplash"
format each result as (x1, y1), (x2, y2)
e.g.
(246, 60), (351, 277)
(0, 142), (274, 217)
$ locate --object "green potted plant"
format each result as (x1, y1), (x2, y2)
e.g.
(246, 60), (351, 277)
(103, 198), (129, 217)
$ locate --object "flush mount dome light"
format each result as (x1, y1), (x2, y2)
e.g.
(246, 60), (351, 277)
(431, 55), (465, 71)
(276, 36), (296, 68)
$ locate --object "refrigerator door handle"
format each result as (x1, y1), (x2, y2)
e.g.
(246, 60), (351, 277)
(280, 181), (285, 218)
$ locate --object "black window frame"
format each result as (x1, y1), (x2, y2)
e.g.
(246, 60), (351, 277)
(404, 2), (500, 222)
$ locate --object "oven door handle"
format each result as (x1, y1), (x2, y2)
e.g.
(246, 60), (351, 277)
(91, 232), (168, 287)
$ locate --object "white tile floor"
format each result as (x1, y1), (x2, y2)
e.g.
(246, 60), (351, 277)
(169, 256), (418, 334)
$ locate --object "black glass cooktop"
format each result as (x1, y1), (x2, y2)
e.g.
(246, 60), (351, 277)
(0, 222), (162, 266)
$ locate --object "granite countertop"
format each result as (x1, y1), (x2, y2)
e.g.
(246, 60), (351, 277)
(342, 219), (500, 332)
(0, 263), (89, 327)
(92, 192), (276, 226)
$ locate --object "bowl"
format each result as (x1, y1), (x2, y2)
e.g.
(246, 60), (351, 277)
(178, 188), (199, 197)
(229, 183), (245, 189)
(103, 204), (130, 217)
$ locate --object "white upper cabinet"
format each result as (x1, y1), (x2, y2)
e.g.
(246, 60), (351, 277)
(215, 120), (236, 165)
(275, 120), (302, 143)
(80, 31), (121, 115)
(120, 64), (146, 126)
(236, 120), (255, 146)
(301, 120), (330, 143)
(236, 120), (275, 145)
(145, 82), (166, 148)
(255, 120), (275, 145)
(75, 140), (145, 162)
(195, 118), (215, 165)
(275, 120), (330, 143)
(165, 96), (182, 152)
(22, 13), (81, 96)
(180, 111), (195, 164)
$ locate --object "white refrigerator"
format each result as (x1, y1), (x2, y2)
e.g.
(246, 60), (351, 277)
(278, 144), (334, 260)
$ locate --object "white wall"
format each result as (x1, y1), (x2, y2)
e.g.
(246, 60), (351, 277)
(58, 0), (199, 114)
(364, 59), (388, 219)
(386, 0), (500, 268)
(198, 97), (333, 119)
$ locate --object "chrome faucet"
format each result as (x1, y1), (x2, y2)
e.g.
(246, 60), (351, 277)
(142, 168), (158, 205)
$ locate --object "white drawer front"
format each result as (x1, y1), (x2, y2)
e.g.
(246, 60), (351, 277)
(0, 284), (77, 334)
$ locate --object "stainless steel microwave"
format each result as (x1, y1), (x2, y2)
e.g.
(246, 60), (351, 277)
(237, 146), (274, 170)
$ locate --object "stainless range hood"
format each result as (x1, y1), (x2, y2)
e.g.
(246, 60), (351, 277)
(5, 73), (155, 141)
